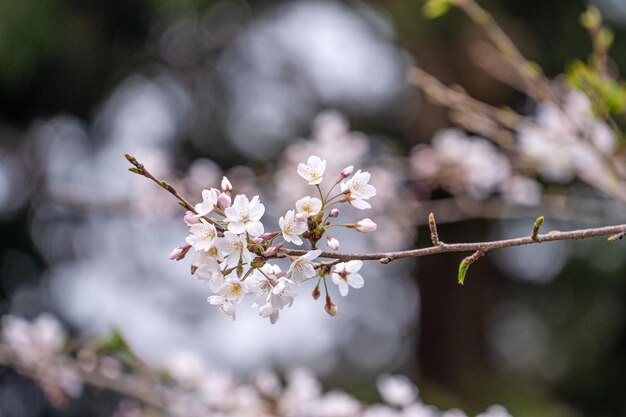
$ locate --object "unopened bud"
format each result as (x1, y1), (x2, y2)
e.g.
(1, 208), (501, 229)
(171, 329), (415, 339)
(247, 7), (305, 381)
(251, 237), (264, 244)
(184, 211), (200, 226)
(259, 231), (279, 241)
(327, 236), (339, 251)
(218, 192), (232, 208)
(169, 245), (191, 261)
(356, 218), (377, 233)
(324, 297), (338, 317)
(221, 176), (232, 193)
(312, 285), (321, 300)
(340, 165), (354, 179)
(251, 257), (266, 268)
(329, 208), (339, 218)
(295, 213), (307, 223)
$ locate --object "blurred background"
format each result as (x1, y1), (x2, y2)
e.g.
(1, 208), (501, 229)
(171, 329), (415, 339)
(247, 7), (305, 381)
(1, 0), (625, 416)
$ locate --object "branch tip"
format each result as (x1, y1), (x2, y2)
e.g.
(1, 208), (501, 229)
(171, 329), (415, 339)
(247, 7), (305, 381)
(428, 212), (441, 245)
(531, 216), (544, 241)
(608, 232), (625, 241)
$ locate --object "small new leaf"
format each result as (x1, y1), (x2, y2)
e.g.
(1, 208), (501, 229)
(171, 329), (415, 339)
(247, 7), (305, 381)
(458, 258), (469, 285)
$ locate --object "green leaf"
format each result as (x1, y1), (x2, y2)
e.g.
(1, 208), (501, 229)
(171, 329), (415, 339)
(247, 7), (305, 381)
(458, 259), (469, 285)
(423, 0), (453, 19)
(100, 327), (130, 354)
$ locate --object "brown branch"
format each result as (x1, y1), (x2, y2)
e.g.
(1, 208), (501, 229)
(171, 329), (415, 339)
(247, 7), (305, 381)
(124, 155), (626, 269)
(280, 223), (626, 264)
(0, 346), (166, 409)
(125, 154), (225, 232)
(407, 67), (524, 148)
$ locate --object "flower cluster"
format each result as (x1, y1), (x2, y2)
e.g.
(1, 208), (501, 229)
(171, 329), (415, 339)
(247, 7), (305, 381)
(170, 155), (378, 322)
(1, 314), (83, 406)
(0, 314), (513, 417)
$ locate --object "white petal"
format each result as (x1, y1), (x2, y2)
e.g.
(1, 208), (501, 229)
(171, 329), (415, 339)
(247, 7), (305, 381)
(350, 198), (371, 210)
(228, 221), (246, 235)
(347, 273), (364, 289)
(338, 281), (349, 297)
(246, 221), (264, 237)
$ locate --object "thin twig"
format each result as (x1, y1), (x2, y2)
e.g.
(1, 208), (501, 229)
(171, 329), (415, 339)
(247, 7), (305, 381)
(453, 0), (556, 102)
(280, 223), (626, 264)
(125, 154), (225, 231)
(125, 156), (626, 267)
(407, 66), (524, 141)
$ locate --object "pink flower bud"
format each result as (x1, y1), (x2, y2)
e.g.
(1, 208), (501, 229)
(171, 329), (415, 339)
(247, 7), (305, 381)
(356, 218), (377, 233)
(251, 237), (264, 244)
(329, 208), (339, 218)
(340, 165), (354, 179)
(327, 236), (339, 251)
(221, 176), (232, 193)
(259, 231), (279, 241)
(324, 298), (338, 317)
(218, 192), (232, 208)
(169, 245), (191, 261)
(295, 213), (307, 223)
(184, 211), (200, 226)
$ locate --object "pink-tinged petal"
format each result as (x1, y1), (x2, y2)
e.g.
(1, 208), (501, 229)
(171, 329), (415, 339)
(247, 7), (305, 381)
(246, 221), (264, 237)
(228, 221), (246, 235)
(309, 178), (323, 185)
(347, 273), (364, 289)
(338, 281), (349, 297)
(331, 274), (341, 285)
(350, 198), (371, 210)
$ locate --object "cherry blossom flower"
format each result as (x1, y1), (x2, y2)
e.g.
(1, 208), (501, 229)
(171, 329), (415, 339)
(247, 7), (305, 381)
(297, 155), (327, 185)
(218, 278), (251, 304)
(331, 260), (364, 296)
(288, 250), (322, 283)
(279, 210), (307, 245)
(376, 374), (418, 407)
(216, 231), (252, 269)
(194, 188), (219, 216)
(191, 248), (224, 290)
(207, 295), (236, 320)
(295, 196), (322, 217)
(356, 218), (377, 232)
(270, 277), (298, 309)
(224, 194), (265, 236)
(185, 220), (218, 251)
(341, 169), (376, 209)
